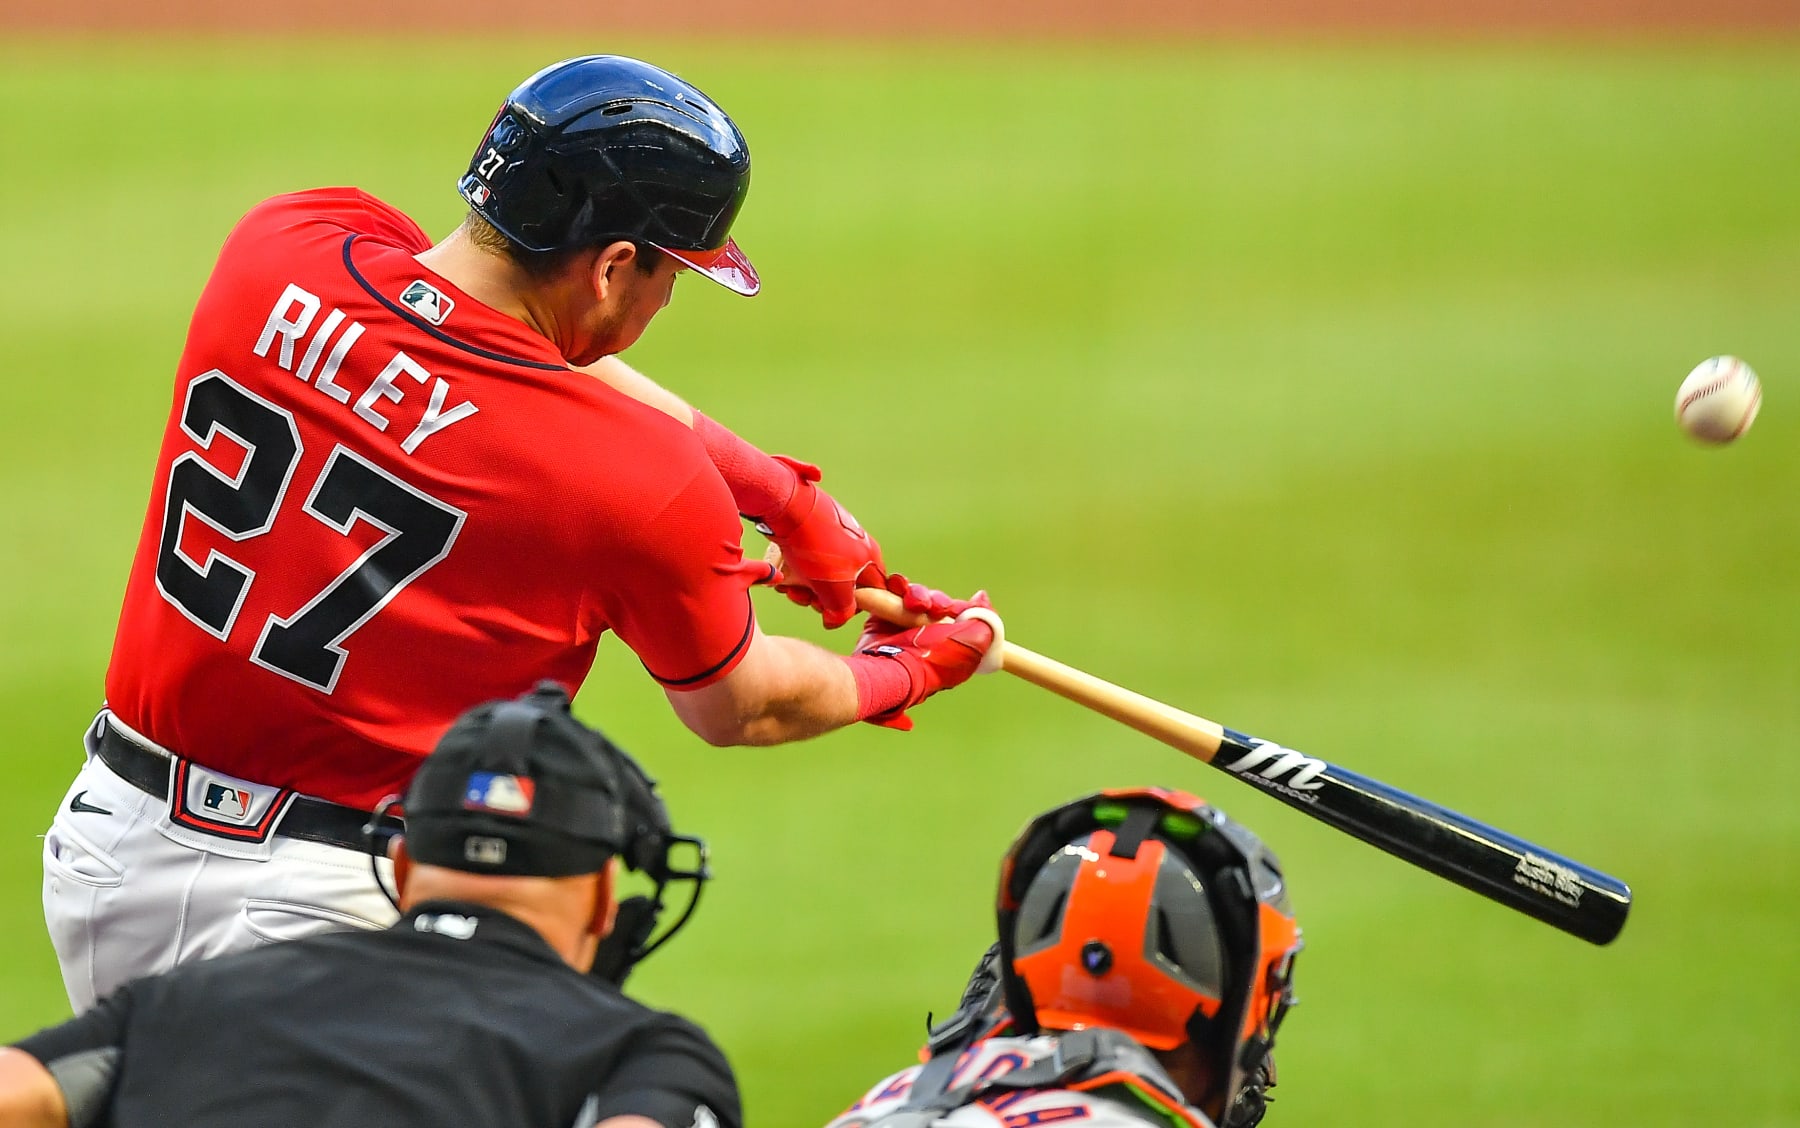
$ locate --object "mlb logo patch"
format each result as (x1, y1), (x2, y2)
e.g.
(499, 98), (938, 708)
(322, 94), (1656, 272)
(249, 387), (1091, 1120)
(172, 761), (290, 844)
(463, 772), (535, 816)
(399, 279), (454, 326)
(466, 183), (491, 207)
(203, 782), (253, 823)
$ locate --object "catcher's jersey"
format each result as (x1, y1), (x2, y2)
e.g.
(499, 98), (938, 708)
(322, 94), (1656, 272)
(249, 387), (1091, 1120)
(826, 1035), (1215, 1128)
(106, 189), (762, 809)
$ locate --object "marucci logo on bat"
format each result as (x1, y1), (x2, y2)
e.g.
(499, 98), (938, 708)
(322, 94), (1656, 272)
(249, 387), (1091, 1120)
(1513, 851), (1585, 907)
(1218, 736), (1327, 803)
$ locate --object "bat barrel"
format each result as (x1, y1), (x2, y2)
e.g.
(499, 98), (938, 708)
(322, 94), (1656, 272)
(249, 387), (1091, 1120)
(850, 584), (1632, 945)
(1211, 729), (1632, 946)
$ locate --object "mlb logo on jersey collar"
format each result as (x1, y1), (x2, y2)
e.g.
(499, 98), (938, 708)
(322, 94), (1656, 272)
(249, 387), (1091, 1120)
(462, 772), (535, 816)
(399, 279), (455, 326)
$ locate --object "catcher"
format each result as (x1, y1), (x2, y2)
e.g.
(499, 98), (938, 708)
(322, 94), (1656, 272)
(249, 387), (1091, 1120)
(826, 789), (1303, 1128)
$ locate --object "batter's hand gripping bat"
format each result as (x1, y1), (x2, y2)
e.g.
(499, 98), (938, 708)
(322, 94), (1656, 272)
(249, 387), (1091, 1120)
(855, 587), (1631, 946)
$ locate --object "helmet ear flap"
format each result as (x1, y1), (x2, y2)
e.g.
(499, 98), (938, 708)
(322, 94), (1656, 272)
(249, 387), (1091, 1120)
(1174, 844), (1255, 1083)
(1181, 830), (1297, 1123)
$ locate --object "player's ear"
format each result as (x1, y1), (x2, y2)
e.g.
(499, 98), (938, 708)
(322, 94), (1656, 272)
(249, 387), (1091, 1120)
(388, 836), (414, 904)
(590, 241), (638, 301)
(589, 856), (620, 940)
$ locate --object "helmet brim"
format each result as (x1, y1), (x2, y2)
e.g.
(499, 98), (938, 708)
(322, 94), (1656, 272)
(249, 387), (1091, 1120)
(654, 237), (760, 297)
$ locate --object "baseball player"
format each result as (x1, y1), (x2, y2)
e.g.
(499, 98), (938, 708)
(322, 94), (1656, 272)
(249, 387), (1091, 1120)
(825, 789), (1303, 1128)
(6, 684), (740, 1128)
(43, 53), (1000, 1011)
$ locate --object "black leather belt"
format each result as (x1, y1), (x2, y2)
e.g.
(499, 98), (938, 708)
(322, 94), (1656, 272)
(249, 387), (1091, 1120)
(96, 723), (401, 855)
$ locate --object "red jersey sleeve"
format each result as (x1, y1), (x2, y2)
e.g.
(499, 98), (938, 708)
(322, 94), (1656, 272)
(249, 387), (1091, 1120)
(599, 459), (768, 690)
(228, 187), (433, 255)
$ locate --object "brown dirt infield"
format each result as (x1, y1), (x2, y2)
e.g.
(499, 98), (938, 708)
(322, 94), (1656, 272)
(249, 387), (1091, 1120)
(3, 0), (1798, 36)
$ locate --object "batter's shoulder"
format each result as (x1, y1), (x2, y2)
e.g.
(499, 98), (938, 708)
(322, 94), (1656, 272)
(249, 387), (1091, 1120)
(228, 187), (433, 254)
(561, 388), (728, 516)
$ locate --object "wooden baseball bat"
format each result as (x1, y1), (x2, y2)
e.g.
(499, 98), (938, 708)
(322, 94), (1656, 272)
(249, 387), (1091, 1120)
(855, 587), (1632, 946)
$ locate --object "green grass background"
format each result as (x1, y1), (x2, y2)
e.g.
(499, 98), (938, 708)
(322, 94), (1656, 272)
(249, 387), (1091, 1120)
(2, 35), (1797, 1126)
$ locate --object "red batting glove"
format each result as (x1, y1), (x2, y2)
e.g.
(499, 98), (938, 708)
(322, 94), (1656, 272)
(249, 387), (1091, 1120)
(691, 414), (885, 630)
(756, 456), (885, 630)
(878, 572), (982, 622)
(853, 589), (1000, 731)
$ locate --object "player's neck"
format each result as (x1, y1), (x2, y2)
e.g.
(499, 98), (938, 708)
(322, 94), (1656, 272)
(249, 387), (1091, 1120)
(402, 873), (594, 970)
(1149, 1042), (1220, 1119)
(416, 230), (554, 344)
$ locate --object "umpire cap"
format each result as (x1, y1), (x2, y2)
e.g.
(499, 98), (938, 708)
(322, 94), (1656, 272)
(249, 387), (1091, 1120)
(403, 682), (667, 878)
(458, 54), (759, 296)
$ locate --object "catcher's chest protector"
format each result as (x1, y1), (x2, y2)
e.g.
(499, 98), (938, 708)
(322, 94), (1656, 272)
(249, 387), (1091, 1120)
(835, 1031), (1215, 1128)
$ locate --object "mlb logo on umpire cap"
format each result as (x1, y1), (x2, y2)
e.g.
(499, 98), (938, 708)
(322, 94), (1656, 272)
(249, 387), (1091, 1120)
(463, 772), (535, 816)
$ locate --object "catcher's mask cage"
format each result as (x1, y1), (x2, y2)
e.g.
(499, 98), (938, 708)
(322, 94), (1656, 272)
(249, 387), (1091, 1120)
(995, 788), (1302, 1127)
(363, 682), (710, 985)
(457, 54), (758, 296)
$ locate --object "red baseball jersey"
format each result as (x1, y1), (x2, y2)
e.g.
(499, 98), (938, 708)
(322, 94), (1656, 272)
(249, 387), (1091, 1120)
(106, 188), (763, 810)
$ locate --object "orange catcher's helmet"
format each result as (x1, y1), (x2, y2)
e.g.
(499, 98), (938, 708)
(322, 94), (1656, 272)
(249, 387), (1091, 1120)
(995, 788), (1301, 1124)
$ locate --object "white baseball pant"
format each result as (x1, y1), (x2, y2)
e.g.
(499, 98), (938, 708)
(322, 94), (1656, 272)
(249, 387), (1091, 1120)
(42, 712), (398, 1012)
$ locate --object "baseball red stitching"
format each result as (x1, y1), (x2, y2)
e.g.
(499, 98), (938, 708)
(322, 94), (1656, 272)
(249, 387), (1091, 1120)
(1729, 386), (1762, 440)
(1678, 360), (1748, 414)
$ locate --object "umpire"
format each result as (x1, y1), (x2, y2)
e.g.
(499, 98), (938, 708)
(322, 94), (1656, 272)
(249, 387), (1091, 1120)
(0, 683), (735, 1128)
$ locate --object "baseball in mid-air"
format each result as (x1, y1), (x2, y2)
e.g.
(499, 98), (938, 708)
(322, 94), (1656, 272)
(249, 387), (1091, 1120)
(1674, 356), (1761, 444)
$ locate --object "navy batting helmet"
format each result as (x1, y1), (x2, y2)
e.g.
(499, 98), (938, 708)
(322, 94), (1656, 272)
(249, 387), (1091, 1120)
(458, 55), (758, 296)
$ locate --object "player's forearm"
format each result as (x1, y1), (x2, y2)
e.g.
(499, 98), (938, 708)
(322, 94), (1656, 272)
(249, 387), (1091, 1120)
(725, 637), (862, 745)
(667, 633), (863, 746)
(580, 356), (696, 424)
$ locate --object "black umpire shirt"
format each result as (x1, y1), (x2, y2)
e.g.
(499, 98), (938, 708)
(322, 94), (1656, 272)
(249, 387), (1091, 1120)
(13, 901), (740, 1128)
